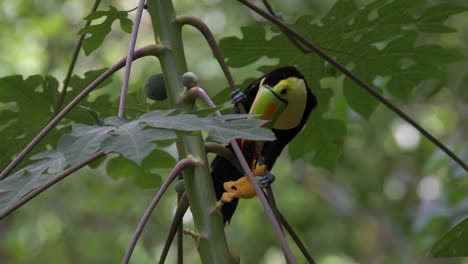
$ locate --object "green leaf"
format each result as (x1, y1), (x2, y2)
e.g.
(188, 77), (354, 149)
(140, 110), (275, 144)
(429, 217), (468, 257)
(0, 150), (67, 212)
(100, 119), (177, 165)
(416, 3), (467, 33)
(69, 68), (112, 93)
(289, 118), (346, 171)
(141, 149), (177, 169)
(0, 75), (63, 167)
(106, 155), (161, 189)
(218, 0), (465, 170)
(78, 6), (133, 55)
(57, 124), (114, 165)
(219, 0), (464, 114)
(66, 69), (114, 123)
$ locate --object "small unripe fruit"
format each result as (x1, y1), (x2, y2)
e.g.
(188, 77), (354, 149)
(145, 73), (167, 101)
(182, 72), (199, 88)
(174, 180), (185, 194)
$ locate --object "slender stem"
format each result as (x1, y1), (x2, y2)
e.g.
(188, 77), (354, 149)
(0, 152), (105, 220)
(118, 0), (146, 118)
(278, 211), (316, 264)
(192, 86), (296, 263)
(260, 0), (311, 54)
(265, 186), (283, 233)
(54, 0), (102, 115)
(204, 142), (242, 171)
(0, 45), (165, 180)
(230, 143), (295, 263)
(238, 0), (467, 172)
(177, 181), (184, 264)
(122, 158), (199, 264)
(159, 193), (190, 264)
(176, 16), (246, 114)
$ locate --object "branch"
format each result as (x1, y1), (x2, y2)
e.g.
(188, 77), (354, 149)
(0, 44), (166, 180)
(176, 15), (247, 114)
(278, 211), (316, 264)
(54, 0), (102, 115)
(204, 142), (242, 171)
(159, 192), (190, 264)
(118, 0), (147, 118)
(123, 158), (200, 264)
(0, 152), (105, 220)
(190, 86), (296, 263)
(260, 0), (311, 54)
(237, 0), (468, 172)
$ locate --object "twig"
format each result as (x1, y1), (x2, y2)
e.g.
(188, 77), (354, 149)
(118, 0), (146, 118)
(177, 179), (184, 264)
(0, 44), (166, 180)
(278, 211), (316, 264)
(204, 142), (242, 171)
(237, 0), (467, 172)
(159, 193), (190, 264)
(122, 158), (200, 264)
(190, 86), (296, 263)
(176, 16), (246, 114)
(260, 0), (311, 54)
(0, 152), (105, 220)
(54, 0), (102, 115)
(265, 186), (283, 233)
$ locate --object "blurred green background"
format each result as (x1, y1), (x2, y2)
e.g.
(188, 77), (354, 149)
(0, 0), (467, 263)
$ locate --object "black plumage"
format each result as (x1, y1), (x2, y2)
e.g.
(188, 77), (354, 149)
(210, 66), (317, 223)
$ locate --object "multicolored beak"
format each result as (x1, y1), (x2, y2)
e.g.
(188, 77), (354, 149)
(249, 84), (287, 128)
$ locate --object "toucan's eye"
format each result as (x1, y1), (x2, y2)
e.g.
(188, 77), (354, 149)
(280, 88), (287, 95)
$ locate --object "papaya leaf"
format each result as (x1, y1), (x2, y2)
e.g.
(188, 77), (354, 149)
(0, 150), (67, 213)
(100, 119), (177, 165)
(78, 6), (133, 55)
(0, 75), (63, 167)
(219, 0), (464, 116)
(106, 155), (161, 189)
(58, 123), (114, 166)
(140, 110), (275, 144)
(429, 217), (468, 257)
(141, 148), (177, 169)
(219, 0), (465, 170)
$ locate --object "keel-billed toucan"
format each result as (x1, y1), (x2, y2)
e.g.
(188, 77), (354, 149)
(211, 66), (317, 223)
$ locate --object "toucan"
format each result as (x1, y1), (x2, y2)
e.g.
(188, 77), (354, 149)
(211, 66), (317, 223)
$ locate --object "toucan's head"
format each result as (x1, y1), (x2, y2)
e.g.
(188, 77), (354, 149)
(249, 66), (316, 130)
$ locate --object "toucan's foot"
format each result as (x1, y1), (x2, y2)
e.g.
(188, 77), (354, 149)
(183, 229), (205, 249)
(258, 170), (276, 188)
(230, 89), (247, 105)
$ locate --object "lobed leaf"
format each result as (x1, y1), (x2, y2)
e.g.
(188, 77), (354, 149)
(78, 6), (133, 55)
(429, 217), (468, 257)
(0, 75), (63, 167)
(101, 120), (176, 165)
(218, 0), (466, 170)
(0, 150), (68, 213)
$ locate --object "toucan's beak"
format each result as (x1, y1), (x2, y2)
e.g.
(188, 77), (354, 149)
(249, 85), (287, 128)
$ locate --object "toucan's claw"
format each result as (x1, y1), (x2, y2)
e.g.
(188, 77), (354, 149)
(231, 89), (247, 105)
(258, 170), (276, 188)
